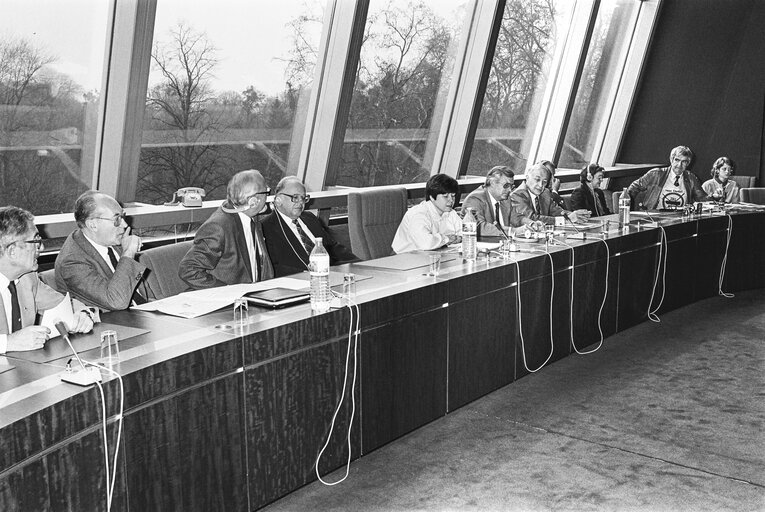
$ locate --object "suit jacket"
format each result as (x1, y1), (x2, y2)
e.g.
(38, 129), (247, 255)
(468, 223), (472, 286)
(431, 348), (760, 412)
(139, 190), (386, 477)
(570, 184), (612, 217)
(179, 205), (274, 290)
(55, 229), (150, 311)
(262, 211), (357, 278)
(627, 167), (708, 210)
(0, 272), (89, 336)
(510, 184), (568, 225)
(461, 187), (524, 236)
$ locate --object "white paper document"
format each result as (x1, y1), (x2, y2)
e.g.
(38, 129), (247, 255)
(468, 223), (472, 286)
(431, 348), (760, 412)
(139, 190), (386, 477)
(133, 277), (310, 319)
(40, 293), (75, 337)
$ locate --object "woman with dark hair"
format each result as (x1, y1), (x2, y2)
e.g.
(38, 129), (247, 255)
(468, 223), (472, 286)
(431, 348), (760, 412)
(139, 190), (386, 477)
(392, 174), (462, 253)
(570, 164), (611, 217)
(702, 157), (739, 203)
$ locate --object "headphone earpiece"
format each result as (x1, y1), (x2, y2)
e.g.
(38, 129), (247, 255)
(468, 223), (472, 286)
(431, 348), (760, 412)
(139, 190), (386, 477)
(586, 171), (593, 182)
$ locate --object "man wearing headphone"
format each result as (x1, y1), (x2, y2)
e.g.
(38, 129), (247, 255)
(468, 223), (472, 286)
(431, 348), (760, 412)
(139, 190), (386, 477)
(179, 169), (274, 289)
(262, 177), (357, 277)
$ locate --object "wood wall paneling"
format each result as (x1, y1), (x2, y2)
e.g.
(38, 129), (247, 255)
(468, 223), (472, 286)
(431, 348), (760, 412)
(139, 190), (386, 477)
(361, 308), (448, 453)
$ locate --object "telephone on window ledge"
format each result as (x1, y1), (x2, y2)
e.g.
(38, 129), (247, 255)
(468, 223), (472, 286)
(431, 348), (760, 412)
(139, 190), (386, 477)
(165, 187), (206, 207)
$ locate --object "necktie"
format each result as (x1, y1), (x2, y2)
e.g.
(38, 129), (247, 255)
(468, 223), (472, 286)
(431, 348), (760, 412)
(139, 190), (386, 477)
(592, 188), (601, 217)
(674, 175), (680, 187)
(250, 221), (262, 282)
(533, 195), (540, 214)
(293, 219), (315, 255)
(7, 281), (21, 332)
(107, 247), (119, 269)
(494, 202), (503, 227)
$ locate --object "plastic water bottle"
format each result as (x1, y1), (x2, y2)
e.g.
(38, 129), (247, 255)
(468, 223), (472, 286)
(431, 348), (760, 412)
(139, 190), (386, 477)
(619, 189), (631, 226)
(309, 237), (331, 312)
(462, 207), (477, 261)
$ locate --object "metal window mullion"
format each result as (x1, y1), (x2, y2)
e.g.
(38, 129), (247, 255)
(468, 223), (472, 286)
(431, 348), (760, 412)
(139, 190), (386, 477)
(433, 0), (504, 179)
(598, 0), (663, 165)
(298, 0), (369, 193)
(529, 0), (599, 167)
(98, 0), (156, 202)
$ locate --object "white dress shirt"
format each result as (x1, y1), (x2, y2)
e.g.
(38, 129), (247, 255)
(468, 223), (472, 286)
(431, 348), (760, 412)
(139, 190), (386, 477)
(392, 200), (462, 253)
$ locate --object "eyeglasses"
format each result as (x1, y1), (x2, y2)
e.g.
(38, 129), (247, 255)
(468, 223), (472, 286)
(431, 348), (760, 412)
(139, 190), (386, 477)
(7, 234), (43, 250)
(245, 188), (271, 202)
(279, 193), (311, 204)
(91, 212), (127, 227)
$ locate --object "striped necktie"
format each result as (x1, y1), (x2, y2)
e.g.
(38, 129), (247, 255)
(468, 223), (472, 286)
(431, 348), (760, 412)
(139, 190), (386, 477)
(293, 219), (315, 254)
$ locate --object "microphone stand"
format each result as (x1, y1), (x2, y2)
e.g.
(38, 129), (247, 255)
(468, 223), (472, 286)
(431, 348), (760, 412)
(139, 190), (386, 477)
(56, 322), (102, 385)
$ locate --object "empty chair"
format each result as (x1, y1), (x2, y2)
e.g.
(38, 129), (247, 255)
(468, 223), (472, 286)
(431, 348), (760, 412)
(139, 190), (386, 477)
(348, 186), (408, 260)
(137, 241), (193, 300)
(740, 188), (765, 205)
(730, 175), (756, 189)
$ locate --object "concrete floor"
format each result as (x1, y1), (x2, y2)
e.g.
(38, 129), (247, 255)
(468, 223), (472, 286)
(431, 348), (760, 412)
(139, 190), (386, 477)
(261, 289), (765, 511)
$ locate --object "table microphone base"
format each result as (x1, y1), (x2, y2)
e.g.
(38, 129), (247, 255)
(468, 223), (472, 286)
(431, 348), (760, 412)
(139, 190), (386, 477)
(61, 367), (102, 386)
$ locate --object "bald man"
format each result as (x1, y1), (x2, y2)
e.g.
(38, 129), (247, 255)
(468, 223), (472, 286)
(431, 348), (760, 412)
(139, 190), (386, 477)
(55, 191), (151, 311)
(179, 170), (275, 289)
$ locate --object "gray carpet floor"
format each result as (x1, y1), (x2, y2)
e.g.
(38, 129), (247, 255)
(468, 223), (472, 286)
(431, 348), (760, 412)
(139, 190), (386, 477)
(262, 289), (765, 511)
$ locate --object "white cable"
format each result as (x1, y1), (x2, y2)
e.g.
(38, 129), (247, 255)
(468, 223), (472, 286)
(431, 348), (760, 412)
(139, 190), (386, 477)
(85, 361), (124, 512)
(515, 248), (555, 373)
(718, 213), (734, 298)
(647, 226), (668, 322)
(315, 295), (359, 485)
(554, 238), (610, 355)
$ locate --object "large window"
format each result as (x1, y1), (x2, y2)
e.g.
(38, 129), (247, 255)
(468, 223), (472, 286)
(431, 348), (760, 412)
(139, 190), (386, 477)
(138, 0), (326, 204)
(464, 0), (574, 177)
(558, 0), (639, 169)
(330, 0), (469, 188)
(0, 0), (110, 215)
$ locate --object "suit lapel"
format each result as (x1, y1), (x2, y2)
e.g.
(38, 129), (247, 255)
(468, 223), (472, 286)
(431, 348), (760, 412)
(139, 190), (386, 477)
(73, 230), (113, 276)
(231, 214), (254, 282)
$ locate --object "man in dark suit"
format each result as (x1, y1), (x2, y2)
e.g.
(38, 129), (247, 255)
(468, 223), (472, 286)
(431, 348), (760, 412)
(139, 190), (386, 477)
(179, 170), (274, 289)
(511, 163), (589, 225)
(262, 177), (357, 277)
(0, 206), (94, 354)
(461, 166), (529, 237)
(55, 191), (150, 311)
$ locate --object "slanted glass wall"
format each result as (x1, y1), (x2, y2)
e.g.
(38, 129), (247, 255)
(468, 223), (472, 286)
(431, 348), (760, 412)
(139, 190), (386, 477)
(464, 0), (574, 177)
(1, 0), (662, 217)
(138, 0), (326, 204)
(0, 0), (110, 215)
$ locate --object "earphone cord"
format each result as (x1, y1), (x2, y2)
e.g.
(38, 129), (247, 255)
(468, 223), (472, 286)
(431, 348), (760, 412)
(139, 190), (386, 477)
(277, 212), (310, 271)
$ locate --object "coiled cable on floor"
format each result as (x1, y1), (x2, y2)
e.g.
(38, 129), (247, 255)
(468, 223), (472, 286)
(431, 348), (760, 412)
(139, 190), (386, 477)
(718, 213), (734, 298)
(315, 297), (360, 486)
(647, 225), (668, 323)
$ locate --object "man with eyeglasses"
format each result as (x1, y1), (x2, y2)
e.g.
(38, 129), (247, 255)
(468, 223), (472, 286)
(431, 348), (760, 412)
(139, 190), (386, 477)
(180, 169), (274, 289)
(262, 177), (357, 277)
(55, 191), (151, 311)
(626, 145), (708, 210)
(461, 166), (530, 237)
(511, 163), (588, 226)
(0, 206), (94, 354)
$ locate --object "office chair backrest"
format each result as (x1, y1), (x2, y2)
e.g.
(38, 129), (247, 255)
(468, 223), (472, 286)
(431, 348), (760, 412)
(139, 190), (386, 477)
(730, 175), (756, 189)
(137, 241), (193, 300)
(348, 186), (408, 260)
(740, 188), (765, 205)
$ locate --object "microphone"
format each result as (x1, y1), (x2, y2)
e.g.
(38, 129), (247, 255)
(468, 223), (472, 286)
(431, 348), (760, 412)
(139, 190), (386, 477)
(563, 212), (583, 234)
(56, 321), (102, 386)
(495, 220), (510, 240)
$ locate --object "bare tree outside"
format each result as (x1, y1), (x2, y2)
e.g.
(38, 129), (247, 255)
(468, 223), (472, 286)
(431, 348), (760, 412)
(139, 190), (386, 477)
(0, 37), (93, 214)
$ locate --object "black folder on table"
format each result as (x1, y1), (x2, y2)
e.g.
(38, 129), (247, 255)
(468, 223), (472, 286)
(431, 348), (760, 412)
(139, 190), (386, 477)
(243, 288), (311, 308)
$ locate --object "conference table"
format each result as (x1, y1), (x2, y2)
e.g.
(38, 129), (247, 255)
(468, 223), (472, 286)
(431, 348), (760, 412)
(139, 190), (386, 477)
(1, 207), (763, 511)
